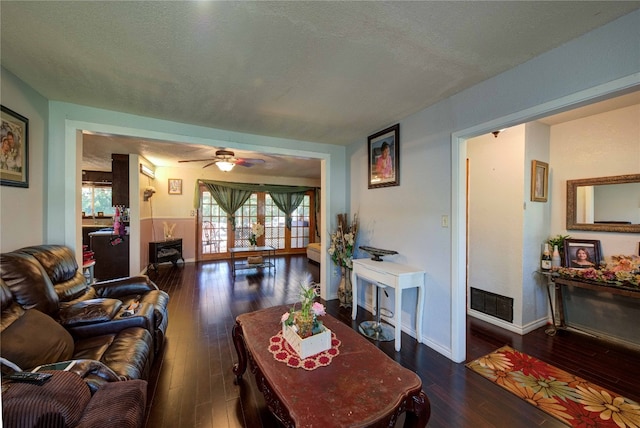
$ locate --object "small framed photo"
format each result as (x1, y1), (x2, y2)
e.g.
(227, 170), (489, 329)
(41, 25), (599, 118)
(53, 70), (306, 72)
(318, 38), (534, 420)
(531, 160), (548, 202)
(168, 178), (182, 195)
(1, 105), (29, 188)
(563, 239), (602, 269)
(368, 123), (399, 189)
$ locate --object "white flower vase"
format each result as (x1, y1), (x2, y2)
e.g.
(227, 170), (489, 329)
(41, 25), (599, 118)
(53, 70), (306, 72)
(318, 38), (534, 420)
(337, 267), (352, 308)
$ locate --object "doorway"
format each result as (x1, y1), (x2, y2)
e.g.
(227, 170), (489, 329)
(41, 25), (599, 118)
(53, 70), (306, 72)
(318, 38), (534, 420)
(451, 79), (640, 363)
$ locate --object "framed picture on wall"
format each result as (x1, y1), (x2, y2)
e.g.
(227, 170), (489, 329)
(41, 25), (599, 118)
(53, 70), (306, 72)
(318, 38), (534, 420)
(563, 239), (602, 269)
(368, 123), (399, 189)
(168, 178), (182, 195)
(531, 160), (548, 202)
(1, 105), (29, 188)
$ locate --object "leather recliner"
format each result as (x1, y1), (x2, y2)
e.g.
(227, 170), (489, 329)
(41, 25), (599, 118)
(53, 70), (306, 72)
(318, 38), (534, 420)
(0, 244), (170, 380)
(0, 244), (169, 354)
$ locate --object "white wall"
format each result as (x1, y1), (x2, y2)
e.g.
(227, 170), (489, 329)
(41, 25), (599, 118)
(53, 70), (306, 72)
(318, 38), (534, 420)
(0, 68), (48, 252)
(349, 10), (639, 361)
(549, 103), (640, 256)
(467, 126), (526, 325)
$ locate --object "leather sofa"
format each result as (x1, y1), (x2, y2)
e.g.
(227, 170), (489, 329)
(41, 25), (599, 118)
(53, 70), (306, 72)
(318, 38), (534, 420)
(0, 244), (169, 380)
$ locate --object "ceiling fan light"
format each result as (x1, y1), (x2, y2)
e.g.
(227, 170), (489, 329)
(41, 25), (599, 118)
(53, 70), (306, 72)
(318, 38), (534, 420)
(217, 161), (235, 172)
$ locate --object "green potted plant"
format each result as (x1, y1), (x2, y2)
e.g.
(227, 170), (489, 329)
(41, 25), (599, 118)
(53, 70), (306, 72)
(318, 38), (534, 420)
(548, 234), (571, 265)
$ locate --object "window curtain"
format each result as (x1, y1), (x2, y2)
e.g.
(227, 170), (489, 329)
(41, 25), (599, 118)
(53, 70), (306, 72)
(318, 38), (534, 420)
(194, 180), (313, 229)
(269, 192), (305, 230)
(200, 182), (253, 230)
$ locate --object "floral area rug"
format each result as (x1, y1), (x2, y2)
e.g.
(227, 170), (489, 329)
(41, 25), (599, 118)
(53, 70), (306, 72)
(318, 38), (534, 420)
(466, 345), (640, 427)
(268, 332), (341, 370)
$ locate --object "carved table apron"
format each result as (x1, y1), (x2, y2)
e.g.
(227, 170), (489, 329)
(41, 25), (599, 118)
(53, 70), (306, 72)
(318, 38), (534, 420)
(232, 305), (430, 428)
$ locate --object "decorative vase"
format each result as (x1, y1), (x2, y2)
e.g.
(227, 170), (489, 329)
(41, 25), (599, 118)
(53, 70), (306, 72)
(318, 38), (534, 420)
(337, 267), (352, 308)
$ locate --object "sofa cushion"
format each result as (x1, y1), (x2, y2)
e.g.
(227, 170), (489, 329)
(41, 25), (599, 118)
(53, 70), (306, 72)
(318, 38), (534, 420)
(18, 245), (80, 284)
(73, 327), (152, 380)
(0, 308), (74, 370)
(1, 370), (91, 428)
(0, 252), (60, 315)
(76, 379), (147, 428)
(18, 245), (90, 302)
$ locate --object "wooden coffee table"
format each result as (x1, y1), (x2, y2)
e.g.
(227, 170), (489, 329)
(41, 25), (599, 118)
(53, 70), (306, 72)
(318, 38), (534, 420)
(232, 305), (430, 427)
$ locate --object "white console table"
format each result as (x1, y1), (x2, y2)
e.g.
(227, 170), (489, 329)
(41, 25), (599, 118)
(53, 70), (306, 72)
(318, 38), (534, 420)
(351, 258), (425, 351)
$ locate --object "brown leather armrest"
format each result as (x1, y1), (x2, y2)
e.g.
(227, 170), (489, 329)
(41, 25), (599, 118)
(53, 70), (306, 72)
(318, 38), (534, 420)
(57, 298), (122, 327)
(92, 275), (158, 298)
(66, 303), (154, 339)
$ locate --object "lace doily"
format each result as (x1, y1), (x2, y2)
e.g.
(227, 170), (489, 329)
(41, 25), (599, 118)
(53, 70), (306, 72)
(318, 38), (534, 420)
(268, 331), (341, 370)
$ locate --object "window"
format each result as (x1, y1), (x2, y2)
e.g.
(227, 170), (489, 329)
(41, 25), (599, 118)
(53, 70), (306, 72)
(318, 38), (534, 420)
(81, 185), (114, 216)
(198, 188), (315, 259)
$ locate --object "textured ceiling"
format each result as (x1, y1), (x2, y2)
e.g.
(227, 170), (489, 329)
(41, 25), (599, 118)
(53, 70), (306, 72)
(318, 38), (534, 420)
(2, 1), (639, 175)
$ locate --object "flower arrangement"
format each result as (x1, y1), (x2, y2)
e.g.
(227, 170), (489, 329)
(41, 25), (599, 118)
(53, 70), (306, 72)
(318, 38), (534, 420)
(328, 213), (358, 269)
(555, 254), (640, 288)
(248, 222), (264, 246)
(281, 274), (326, 338)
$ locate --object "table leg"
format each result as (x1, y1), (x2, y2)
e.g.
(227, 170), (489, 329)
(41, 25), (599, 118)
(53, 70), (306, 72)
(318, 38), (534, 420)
(232, 322), (247, 380)
(416, 283), (424, 344)
(403, 390), (431, 428)
(545, 279), (558, 336)
(230, 252), (236, 278)
(351, 271), (358, 320)
(395, 287), (402, 352)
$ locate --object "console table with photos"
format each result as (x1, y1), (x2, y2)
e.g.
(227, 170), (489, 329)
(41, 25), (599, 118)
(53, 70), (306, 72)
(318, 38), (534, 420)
(229, 246), (276, 277)
(541, 272), (640, 348)
(351, 258), (426, 351)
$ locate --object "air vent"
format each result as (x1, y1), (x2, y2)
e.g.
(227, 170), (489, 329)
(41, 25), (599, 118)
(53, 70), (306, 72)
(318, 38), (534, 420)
(470, 287), (513, 323)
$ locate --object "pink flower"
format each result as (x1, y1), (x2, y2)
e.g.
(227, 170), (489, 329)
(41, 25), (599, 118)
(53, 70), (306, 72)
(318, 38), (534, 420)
(281, 312), (290, 323)
(311, 302), (326, 317)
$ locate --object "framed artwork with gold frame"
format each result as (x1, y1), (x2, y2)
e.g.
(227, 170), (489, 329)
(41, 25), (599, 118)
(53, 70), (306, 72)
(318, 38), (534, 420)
(168, 178), (182, 195)
(531, 160), (548, 202)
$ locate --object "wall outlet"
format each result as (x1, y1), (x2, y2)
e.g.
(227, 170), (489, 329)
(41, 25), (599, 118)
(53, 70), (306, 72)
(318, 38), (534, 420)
(190, 210), (196, 217)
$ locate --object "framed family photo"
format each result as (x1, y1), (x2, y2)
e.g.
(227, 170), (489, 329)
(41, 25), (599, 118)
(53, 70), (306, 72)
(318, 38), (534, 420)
(168, 178), (182, 195)
(531, 160), (548, 202)
(563, 239), (602, 269)
(1, 105), (29, 188)
(368, 123), (399, 189)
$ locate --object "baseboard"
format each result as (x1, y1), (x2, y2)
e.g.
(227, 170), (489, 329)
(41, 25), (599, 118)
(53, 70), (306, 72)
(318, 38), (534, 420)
(467, 309), (549, 335)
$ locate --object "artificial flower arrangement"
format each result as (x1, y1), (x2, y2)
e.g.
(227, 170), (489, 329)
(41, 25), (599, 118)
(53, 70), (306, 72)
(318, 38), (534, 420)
(248, 222), (264, 246)
(281, 274), (326, 338)
(554, 254), (640, 288)
(280, 275), (331, 358)
(328, 213), (358, 269)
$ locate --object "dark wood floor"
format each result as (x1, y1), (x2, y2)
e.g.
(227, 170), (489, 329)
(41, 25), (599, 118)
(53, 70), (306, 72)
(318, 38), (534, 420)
(144, 256), (640, 428)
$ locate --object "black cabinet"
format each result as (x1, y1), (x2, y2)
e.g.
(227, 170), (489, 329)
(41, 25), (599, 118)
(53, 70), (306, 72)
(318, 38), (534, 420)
(148, 238), (184, 272)
(89, 232), (129, 281)
(111, 154), (129, 207)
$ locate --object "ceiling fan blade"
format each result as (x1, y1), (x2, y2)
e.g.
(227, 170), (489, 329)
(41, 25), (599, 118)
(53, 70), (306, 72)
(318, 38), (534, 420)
(202, 161), (219, 169)
(235, 158), (266, 167)
(178, 158), (216, 163)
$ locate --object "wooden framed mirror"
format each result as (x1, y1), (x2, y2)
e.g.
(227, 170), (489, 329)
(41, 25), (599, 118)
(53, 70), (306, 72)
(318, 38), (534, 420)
(566, 174), (640, 233)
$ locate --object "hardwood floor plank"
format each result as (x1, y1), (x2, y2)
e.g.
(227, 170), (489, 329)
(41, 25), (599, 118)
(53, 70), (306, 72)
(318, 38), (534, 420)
(144, 257), (640, 427)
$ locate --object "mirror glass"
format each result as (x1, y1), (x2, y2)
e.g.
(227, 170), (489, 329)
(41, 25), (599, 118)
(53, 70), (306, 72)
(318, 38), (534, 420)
(567, 174), (640, 233)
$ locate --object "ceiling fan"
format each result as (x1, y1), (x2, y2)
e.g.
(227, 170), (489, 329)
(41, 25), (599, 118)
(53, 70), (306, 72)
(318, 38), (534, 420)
(178, 150), (266, 172)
